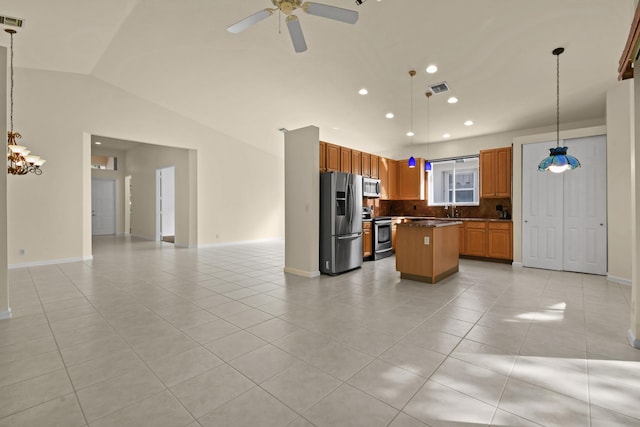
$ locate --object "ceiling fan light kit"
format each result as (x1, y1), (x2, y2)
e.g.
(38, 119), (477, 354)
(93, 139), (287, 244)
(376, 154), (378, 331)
(227, 0), (359, 53)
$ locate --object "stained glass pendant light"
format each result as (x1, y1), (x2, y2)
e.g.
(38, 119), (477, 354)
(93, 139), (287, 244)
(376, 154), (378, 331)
(408, 70), (416, 168)
(425, 91), (432, 171)
(538, 47), (580, 173)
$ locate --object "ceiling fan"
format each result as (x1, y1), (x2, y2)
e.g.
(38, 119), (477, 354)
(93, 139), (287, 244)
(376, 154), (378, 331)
(227, 0), (359, 53)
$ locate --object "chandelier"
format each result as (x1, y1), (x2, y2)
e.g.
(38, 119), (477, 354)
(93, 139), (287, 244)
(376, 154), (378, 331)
(6, 29), (45, 175)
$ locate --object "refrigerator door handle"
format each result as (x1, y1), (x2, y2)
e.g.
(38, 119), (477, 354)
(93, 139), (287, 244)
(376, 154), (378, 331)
(338, 233), (361, 240)
(347, 183), (352, 225)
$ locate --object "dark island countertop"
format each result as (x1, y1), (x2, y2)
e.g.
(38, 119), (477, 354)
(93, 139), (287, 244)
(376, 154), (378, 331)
(397, 220), (463, 228)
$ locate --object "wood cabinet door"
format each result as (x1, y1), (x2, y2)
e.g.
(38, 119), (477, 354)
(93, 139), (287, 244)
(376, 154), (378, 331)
(458, 223), (466, 255)
(388, 160), (397, 199)
(496, 147), (512, 197)
(480, 150), (496, 198)
(397, 158), (424, 200)
(326, 143), (340, 172)
(351, 150), (362, 175)
(361, 153), (371, 177)
(340, 147), (351, 173)
(391, 223), (397, 252)
(363, 223), (372, 258)
(319, 141), (326, 172)
(379, 157), (389, 199)
(487, 222), (512, 259)
(465, 222), (487, 256)
(370, 155), (379, 179)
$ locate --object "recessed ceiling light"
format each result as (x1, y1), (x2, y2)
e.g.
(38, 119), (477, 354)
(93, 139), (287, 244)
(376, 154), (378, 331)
(464, 120), (474, 126)
(386, 112), (394, 119)
(443, 133), (451, 138)
(407, 131), (415, 137)
(358, 88), (368, 95)
(426, 65), (438, 74)
(95, 141), (102, 145)
(447, 97), (458, 104)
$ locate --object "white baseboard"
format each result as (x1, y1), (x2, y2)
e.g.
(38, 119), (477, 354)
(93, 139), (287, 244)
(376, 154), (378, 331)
(284, 266), (320, 278)
(9, 255), (93, 269)
(512, 262), (523, 268)
(0, 308), (12, 320)
(198, 237), (284, 249)
(627, 329), (640, 349)
(130, 234), (155, 241)
(607, 275), (632, 286)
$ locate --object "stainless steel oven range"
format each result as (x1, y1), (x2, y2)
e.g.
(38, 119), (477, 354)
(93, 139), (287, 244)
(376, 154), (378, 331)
(372, 217), (392, 260)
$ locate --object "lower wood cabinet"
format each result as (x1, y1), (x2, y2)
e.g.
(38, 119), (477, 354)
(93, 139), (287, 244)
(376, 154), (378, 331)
(487, 222), (512, 259)
(363, 221), (372, 258)
(460, 220), (512, 260)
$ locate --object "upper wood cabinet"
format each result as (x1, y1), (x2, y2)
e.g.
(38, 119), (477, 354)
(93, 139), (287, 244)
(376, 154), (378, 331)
(361, 152), (371, 177)
(396, 158), (425, 200)
(379, 157), (390, 199)
(480, 147), (512, 198)
(351, 150), (362, 175)
(388, 160), (398, 199)
(325, 142), (340, 172)
(370, 155), (379, 179)
(340, 147), (352, 173)
(319, 141), (326, 172)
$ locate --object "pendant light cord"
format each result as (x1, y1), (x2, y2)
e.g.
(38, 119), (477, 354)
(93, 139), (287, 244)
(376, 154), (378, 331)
(9, 30), (14, 133)
(410, 71), (414, 144)
(556, 50), (560, 148)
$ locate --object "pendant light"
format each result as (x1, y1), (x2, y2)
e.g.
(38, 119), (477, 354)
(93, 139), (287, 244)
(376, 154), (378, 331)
(537, 47), (580, 173)
(425, 91), (432, 171)
(407, 70), (416, 168)
(5, 29), (45, 175)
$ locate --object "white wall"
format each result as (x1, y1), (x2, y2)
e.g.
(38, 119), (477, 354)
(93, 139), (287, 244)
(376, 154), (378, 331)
(7, 68), (284, 265)
(284, 126), (320, 277)
(606, 80), (634, 282)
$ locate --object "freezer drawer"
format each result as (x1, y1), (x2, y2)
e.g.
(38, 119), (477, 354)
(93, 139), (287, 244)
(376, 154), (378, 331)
(320, 233), (363, 275)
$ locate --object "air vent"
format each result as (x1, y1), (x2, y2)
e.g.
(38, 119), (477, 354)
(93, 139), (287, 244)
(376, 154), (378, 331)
(429, 81), (450, 94)
(0, 15), (24, 28)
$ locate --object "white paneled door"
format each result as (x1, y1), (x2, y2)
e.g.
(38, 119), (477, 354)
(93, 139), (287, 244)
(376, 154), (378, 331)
(522, 136), (607, 274)
(92, 178), (116, 236)
(562, 136), (607, 274)
(522, 142), (564, 270)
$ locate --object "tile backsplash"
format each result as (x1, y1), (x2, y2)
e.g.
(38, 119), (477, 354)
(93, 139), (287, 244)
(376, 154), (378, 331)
(365, 198), (512, 219)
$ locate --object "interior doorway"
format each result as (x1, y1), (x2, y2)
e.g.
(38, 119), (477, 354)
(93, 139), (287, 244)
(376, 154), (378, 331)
(522, 135), (607, 274)
(91, 178), (116, 236)
(124, 175), (132, 234)
(156, 166), (176, 243)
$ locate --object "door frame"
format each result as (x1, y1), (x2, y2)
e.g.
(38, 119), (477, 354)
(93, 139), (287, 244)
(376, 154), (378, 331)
(155, 165), (176, 242)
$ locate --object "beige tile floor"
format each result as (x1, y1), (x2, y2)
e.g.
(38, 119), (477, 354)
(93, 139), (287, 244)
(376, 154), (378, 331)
(1, 236), (639, 426)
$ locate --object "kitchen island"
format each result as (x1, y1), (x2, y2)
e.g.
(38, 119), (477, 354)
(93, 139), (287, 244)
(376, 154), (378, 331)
(395, 220), (463, 284)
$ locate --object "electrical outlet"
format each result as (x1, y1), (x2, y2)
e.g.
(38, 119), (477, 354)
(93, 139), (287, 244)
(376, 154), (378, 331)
(424, 236), (430, 245)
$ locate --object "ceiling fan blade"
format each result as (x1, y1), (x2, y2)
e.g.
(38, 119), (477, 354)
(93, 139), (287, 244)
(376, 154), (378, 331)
(301, 2), (358, 24)
(227, 8), (275, 34)
(286, 15), (307, 53)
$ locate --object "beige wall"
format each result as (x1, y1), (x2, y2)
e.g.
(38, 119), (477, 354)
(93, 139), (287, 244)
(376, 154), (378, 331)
(0, 47), (8, 317)
(7, 68), (284, 266)
(91, 145), (127, 235)
(284, 126), (320, 277)
(125, 143), (194, 247)
(606, 80), (634, 282)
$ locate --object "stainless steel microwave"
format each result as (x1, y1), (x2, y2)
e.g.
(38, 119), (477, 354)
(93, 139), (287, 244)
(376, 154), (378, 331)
(362, 177), (381, 198)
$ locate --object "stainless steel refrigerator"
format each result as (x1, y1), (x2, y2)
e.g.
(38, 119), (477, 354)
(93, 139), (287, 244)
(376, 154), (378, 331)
(320, 172), (363, 275)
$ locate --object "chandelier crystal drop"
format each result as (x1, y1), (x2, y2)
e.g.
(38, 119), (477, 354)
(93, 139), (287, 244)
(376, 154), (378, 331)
(6, 29), (45, 175)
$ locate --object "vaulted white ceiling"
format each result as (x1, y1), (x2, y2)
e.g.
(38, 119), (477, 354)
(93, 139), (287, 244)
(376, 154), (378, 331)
(1, 0), (633, 156)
